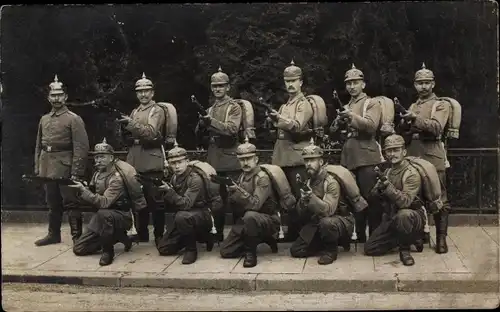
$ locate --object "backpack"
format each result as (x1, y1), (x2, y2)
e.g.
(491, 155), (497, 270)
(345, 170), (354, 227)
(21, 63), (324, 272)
(305, 95), (328, 139)
(402, 156), (443, 214)
(155, 102), (178, 146)
(113, 160), (147, 213)
(259, 164), (296, 212)
(187, 160), (223, 212)
(323, 164), (368, 213)
(208, 99), (256, 141)
(362, 96), (395, 137)
(433, 97), (462, 140)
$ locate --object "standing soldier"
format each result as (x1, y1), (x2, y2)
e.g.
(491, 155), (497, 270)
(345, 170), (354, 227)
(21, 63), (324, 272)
(71, 139), (147, 266)
(400, 63), (451, 254)
(33, 75), (90, 246)
(118, 73), (167, 245)
(332, 64), (384, 243)
(290, 139), (354, 265)
(268, 60), (313, 242)
(156, 141), (214, 265)
(219, 137), (281, 268)
(364, 135), (426, 266)
(196, 67), (242, 242)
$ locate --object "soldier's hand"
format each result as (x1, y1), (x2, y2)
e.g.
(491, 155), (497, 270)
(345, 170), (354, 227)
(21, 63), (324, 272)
(117, 115), (132, 124)
(199, 114), (212, 127)
(68, 181), (86, 191)
(300, 188), (313, 201)
(401, 111), (417, 121)
(158, 181), (172, 191)
(338, 109), (353, 121)
(268, 109), (280, 121)
(375, 179), (390, 191)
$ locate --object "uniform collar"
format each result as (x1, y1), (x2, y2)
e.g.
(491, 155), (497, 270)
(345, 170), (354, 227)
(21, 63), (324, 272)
(286, 92), (305, 105)
(389, 159), (409, 175)
(416, 93), (437, 105)
(348, 92), (368, 105)
(241, 166), (260, 182)
(214, 96), (232, 106)
(137, 100), (155, 111)
(50, 105), (69, 116)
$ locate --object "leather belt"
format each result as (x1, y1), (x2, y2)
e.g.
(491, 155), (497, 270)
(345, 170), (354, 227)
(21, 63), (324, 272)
(347, 131), (358, 138)
(42, 143), (72, 152)
(412, 133), (441, 141)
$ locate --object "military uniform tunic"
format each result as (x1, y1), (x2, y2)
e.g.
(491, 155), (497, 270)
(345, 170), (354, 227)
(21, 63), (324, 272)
(290, 167), (354, 257)
(364, 159), (425, 256)
(219, 167), (281, 258)
(34, 105), (90, 232)
(157, 167), (212, 255)
(73, 163), (133, 255)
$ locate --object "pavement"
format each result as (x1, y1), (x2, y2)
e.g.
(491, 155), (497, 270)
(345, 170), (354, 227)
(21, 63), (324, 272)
(2, 223), (499, 294)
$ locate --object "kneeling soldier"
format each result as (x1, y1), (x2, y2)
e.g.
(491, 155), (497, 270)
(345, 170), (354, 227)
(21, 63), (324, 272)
(156, 141), (213, 264)
(290, 139), (355, 265)
(219, 137), (281, 268)
(71, 139), (147, 266)
(364, 134), (425, 266)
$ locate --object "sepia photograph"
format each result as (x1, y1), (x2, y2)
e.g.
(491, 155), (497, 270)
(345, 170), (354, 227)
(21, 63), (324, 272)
(1, 2), (499, 310)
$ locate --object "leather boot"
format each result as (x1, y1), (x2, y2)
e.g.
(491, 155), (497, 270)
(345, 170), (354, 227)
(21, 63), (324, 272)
(35, 211), (62, 246)
(69, 215), (83, 244)
(117, 230), (133, 252)
(399, 248), (415, 266)
(129, 211), (149, 242)
(243, 236), (258, 268)
(206, 234), (214, 252)
(318, 244), (338, 265)
(99, 245), (115, 266)
(340, 236), (351, 252)
(264, 236), (278, 253)
(434, 211), (449, 254)
(182, 235), (198, 265)
(153, 209), (166, 241)
(281, 225), (299, 243)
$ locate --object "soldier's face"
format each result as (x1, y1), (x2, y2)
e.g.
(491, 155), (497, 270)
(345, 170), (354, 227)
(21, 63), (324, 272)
(345, 80), (365, 97)
(305, 158), (323, 177)
(47, 93), (67, 109)
(238, 155), (258, 173)
(94, 154), (114, 171)
(414, 80), (435, 97)
(136, 89), (154, 105)
(169, 158), (188, 175)
(211, 84), (229, 99)
(384, 147), (407, 164)
(284, 78), (302, 95)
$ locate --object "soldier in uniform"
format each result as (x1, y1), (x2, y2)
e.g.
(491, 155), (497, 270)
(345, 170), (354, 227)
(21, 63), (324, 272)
(269, 60), (313, 242)
(34, 75), (90, 246)
(400, 64), (451, 254)
(156, 142), (213, 265)
(333, 64), (383, 242)
(219, 137), (281, 268)
(196, 67), (242, 242)
(364, 135), (426, 266)
(289, 140), (354, 265)
(118, 73), (167, 245)
(71, 139), (146, 266)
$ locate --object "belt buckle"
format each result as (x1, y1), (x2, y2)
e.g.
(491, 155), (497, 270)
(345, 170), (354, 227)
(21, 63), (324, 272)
(47, 146), (52, 152)
(412, 133), (419, 139)
(278, 131), (285, 139)
(134, 139), (140, 145)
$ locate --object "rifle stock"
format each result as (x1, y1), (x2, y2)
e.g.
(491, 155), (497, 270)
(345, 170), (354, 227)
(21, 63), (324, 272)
(394, 97), (409, 116)
(190, 95), (208, 116)
(22, 174), (80, 186)
(257, 97), (274, 113)
(295, 173), (312, 192)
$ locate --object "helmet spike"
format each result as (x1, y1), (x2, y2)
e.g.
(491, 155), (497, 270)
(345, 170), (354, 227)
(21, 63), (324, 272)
(102, 137), (107, 144)
(54, 75), (59, 82)
(422, 62), (426, 69)
(351, 63), (356, 69)
(173, 139), (179, 148)
(244, 134), (249, 144)
(309, 137), (315, 145)
(218, 66), (222, 72)
(142, 72), (146, 79)
(290, 59), (295, 66)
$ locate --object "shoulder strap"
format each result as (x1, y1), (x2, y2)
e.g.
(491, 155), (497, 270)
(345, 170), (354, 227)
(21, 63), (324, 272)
(130, 108), (138, 118)
(362, 98), (371, 118)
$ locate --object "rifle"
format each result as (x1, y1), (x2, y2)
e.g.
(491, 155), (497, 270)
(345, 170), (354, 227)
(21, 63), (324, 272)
(373, 166), (395, 216)
(135, 174), (171, 188)
(394, 97), (410, 116)
(209, 174), (236, 187)
(88, 99), (128, 120)
(190, 95), (209, 116)
(295, 173), (312, 193)
(22, 174), (80, 186)
(256, 97), (274, 113)
(329, 90), (349, 138)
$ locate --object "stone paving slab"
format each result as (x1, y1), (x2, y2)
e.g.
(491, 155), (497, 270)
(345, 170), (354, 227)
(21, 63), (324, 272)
(1, 223), (499, 293)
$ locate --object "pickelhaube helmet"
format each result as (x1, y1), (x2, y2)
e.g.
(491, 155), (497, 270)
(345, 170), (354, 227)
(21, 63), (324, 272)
(49, 75), (65, 95)
(344, 64), (364, 82)
(135, 72), (154, 91)
(383, 134), (406, 150)
(302, 137), (324, 159)
(210, 66), (230, 85)
(414, 62), (435, 82)
(167, 140), (188, 162)
(283, 59), (302, 80)
(93, 138), (114, 155)
(236, 135), (257, 158)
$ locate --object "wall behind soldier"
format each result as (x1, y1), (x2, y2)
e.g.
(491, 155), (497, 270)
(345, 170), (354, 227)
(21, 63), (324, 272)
(1, 3), (498, 208)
